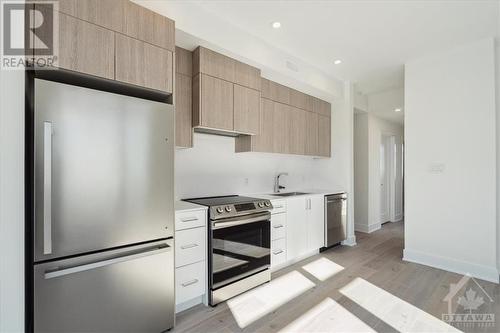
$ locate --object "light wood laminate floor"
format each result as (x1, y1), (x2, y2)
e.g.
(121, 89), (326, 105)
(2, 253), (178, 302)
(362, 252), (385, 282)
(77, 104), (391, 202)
(174, 222), (499, 333)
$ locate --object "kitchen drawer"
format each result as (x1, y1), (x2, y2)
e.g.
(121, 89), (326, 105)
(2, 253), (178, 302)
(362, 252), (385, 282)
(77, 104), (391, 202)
(271, 238), (287, 268)
(175, 209), (206, 231)
(175, 261), (206, 305)
(175, 228), (206, 267)
(271, 213), (286, 240)
(270, 200), (287, 214)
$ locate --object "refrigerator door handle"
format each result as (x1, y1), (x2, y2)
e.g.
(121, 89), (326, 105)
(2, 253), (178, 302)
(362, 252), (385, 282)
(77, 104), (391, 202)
(43, 121), (53, 255)
(44, 243), (171, 279)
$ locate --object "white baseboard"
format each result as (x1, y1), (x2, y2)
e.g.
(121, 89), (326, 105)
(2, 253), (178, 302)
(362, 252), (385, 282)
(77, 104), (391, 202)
(354, 223), (381, 233)
(175, 295), (204, 314)
(403, 248), (499, 283)
(342, 235), (357, 246)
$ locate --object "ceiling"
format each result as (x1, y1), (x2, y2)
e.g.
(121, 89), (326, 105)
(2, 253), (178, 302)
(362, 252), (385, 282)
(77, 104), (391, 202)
(190, 0), (499, 94)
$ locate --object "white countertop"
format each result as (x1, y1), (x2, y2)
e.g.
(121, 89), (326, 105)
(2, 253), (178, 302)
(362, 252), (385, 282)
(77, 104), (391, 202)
(251, 188), (346, 201)
(175, 200), (207, 212)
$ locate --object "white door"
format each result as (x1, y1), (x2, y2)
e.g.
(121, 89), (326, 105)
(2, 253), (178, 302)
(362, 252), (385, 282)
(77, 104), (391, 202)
(380, 136), (390, 222)
(307, 195), (325, 251)
(286, 197), (308, 260)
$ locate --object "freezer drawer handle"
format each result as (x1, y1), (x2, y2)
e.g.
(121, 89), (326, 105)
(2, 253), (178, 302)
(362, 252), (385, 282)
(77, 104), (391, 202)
(273, 249), (284, 255)
(43, 121), (53, 255)
(180, 243), (198, 250)
(181, 217), (198, 222)
(181, 279), (199, 287)
(44, 244), (170, 279)
(273, 224), (284, 229)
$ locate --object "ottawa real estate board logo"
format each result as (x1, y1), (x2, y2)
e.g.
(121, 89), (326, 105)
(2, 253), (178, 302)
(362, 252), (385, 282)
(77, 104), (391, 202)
(1, 0), (58, 70)
(442, 274), (495, 329)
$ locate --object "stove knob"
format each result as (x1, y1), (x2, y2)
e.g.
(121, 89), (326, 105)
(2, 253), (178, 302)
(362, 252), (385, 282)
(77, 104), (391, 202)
(216, 207), (224, 214)
(225, 206), (232, 212)
(258, 202), (264, 208)
(265, 202), (271, 207)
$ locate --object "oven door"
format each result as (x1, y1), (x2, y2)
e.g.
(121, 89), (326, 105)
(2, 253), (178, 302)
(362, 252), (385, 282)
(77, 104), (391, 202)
(210, 212), (271, 290)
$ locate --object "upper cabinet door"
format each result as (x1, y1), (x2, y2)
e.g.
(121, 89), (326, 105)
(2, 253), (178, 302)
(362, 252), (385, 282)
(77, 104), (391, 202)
(124, 1), (175, 51)
(234, 62), (261, 91)
(273, 102), (290, 154)
(288, 106), (306, 155)
(194, 47), (235, 82)
(58, 0), (126, 33)
(115, 34), (173, 92)
(52, 13), (114, 79)
(200, 74), (234, 131)
(252, 98), (274, 152)
(305, 111), (319, 156)
(233, 85), (260, 135)
(175, 73), (193, 148)
(313, 97), (331, 117)
(318, 115), (331, 157)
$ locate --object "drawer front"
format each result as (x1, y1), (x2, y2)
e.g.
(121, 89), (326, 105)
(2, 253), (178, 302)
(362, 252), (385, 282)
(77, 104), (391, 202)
(271, 213), (286, 241)
(175, 228), (206, 267)
(175, 209), (206, 231)
(271, 200), (287, 214)
(271, 238), (286, 268)
(175, 261), (206, 305)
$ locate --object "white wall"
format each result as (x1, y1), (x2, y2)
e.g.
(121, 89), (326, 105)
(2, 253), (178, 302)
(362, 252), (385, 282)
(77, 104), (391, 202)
(496, 41), (500, 273)
(175, 134), (318, 199)
(0, 69), (25, 332)
(404, 38), (498, 282)
(366, 87), (404, 124)
(354, 113), (369, 228)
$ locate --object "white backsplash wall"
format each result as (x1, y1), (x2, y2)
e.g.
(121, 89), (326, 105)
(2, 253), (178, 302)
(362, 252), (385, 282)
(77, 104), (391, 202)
(175, 133), (319, 199)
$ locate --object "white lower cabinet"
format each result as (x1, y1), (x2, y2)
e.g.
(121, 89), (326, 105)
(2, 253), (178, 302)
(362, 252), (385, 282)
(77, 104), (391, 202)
(175, 261), (206, 305)
(286, 195), (325, 263)
(174, 206), (208, 313)
(271, 238), (286, 267)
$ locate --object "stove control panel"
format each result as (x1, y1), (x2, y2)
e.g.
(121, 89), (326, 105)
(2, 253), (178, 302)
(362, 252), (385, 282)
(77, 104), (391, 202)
(210, 199), (273, 219)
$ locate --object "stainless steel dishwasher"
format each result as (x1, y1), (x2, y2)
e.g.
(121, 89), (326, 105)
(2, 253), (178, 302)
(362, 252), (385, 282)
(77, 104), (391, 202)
(324, 193), (347, 247)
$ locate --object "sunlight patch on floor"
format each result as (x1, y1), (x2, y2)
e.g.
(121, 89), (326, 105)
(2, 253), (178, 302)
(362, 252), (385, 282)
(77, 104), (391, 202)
(227, 271), (316, 328)
(278, 297), (376, 333)
(339, 278), (461, 332)
(301, 257), (344, 281)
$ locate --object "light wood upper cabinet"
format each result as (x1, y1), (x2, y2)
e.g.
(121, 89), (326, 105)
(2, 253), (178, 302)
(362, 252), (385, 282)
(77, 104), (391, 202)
(193, 47), (235, 83)
(273, 102), (290, 154)
(305, 111), (319, 156)
(194, 74), (234, 131)
(175, 46), (193, 77)
(57, 0), (126, 33)
(234, 62), (261, 91)
(255, 98), (275, 152)
(318, 115), (331, 157)
(312, 97), (331, 117)
(115, 34), (173, 92)
(234, 85), (260, 135)
(124, 1), (175, 51)
(52, 13), (114, 79)
(175, 73), (192, 148)
(287, 106), (306, 155)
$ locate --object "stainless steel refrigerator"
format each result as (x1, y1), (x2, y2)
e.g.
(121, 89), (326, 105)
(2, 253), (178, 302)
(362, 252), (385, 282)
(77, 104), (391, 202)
(32, 79), (175, 332)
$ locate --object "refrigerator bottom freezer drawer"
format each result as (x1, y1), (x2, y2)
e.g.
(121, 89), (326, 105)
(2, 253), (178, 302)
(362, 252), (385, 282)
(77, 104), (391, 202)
(34, 239), (174, 333)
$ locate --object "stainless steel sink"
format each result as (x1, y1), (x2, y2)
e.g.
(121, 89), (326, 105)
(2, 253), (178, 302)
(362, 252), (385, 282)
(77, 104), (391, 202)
(270, 192), (310, 197)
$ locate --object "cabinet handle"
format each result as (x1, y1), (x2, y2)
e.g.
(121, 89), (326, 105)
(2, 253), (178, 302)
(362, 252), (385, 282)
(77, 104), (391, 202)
(273, 224), (284, 229)
(181, 279), (199, 287)
(181, 243), (198, 250)
(181, 217), (198, 222)
(273, 249), (284, 255)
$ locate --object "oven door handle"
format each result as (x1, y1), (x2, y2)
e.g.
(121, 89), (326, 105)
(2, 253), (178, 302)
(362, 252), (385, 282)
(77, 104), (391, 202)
(212, 212), (271, 230)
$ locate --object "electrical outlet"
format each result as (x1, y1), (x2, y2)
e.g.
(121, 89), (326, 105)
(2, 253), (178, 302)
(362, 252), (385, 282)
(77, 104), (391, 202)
(244, 178), (249, 186)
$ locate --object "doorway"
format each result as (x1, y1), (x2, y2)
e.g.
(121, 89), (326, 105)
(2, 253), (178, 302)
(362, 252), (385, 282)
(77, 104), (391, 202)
(380, 135), (391, 223)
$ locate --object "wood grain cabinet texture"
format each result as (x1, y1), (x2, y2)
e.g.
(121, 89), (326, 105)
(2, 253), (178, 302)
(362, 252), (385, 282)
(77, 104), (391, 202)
(233, 85), (260, 135)
(39, 0), (175, 93)
(318, 115), (331, 157)
(193, 74), (234, 131)
(305, 111), (319, 156)
(193, 47), (235, 83)
(52, 12), (115, 80)
(175, 47), (193, 148)
(234, 61), (261, 91)
(115, 34), (173, 92)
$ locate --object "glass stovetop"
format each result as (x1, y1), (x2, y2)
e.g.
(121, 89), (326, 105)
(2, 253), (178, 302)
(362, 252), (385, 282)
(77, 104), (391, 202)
(184, 195), (262, 207)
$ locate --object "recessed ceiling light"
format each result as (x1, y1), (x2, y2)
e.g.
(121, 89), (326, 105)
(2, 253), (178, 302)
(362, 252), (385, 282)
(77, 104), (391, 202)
(395, 108), (402, 112)
(333, 59), (342, 65)
(272, 22), (281, 29)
